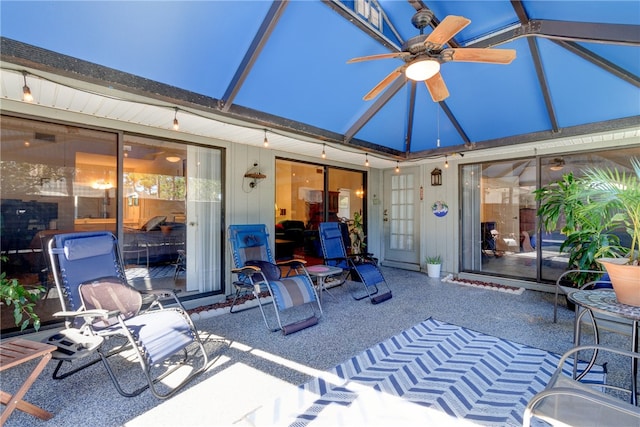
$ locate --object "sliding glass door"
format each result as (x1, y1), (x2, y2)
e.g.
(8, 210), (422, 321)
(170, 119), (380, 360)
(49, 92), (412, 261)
(1, 116), (224, 335)
(275, 158), (365, 263)
(460, 147), (639, 285)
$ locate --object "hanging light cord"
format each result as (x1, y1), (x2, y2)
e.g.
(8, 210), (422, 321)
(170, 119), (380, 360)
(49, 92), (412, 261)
(436, 105), (440, 148)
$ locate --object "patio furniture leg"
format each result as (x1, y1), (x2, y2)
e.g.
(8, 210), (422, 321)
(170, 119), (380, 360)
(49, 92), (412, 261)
(0, 339), (56, 424)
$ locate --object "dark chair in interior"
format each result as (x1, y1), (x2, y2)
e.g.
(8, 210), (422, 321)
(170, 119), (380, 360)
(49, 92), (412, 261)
(318, 221), (391, 304)
(275, 220), (305, 259)
(228, 224), (322, 335)
(46, 231), (208, 399)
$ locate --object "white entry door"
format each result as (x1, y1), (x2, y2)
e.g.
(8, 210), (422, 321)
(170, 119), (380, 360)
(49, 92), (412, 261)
(383, 167), (420, 268)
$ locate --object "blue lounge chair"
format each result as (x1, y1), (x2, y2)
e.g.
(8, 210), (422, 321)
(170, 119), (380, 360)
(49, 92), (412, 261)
(228, 224), (322, 335)
(46, 231), (208, 399)
(318, 222), (392, 304)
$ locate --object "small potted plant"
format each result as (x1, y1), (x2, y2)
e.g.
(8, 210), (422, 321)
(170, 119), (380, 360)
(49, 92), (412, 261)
(425, 255), (442, 278)
(0, 256), (43, 331)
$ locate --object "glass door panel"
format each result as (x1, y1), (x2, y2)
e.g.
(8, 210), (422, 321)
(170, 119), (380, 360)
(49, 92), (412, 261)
(384, 167), (419, 266)
(461, 159), (537, 279)
(1, 116), (117, 333)
(275, 159), (365, 263)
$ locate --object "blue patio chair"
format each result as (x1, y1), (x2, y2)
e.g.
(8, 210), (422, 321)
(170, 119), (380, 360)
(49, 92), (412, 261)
(228, 224), (322, 335)
(45, 231), (208, 399)
(318, 222), (392, 304)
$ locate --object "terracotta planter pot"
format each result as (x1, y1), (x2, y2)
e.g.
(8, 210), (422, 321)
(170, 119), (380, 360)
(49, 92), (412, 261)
(598, 259), (640, 306)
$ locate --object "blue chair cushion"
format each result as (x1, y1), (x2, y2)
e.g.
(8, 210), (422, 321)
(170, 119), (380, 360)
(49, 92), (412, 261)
(271, 276), (316, 310)
(64, 234), (114, 260)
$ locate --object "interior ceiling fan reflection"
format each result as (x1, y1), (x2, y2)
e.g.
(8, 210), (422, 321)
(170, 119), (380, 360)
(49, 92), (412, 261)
(549, 158), (565, 171)
(349, 8), (516, 102)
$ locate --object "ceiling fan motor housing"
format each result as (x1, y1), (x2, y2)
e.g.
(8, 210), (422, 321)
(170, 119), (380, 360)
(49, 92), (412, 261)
(411, 9), (433, 32)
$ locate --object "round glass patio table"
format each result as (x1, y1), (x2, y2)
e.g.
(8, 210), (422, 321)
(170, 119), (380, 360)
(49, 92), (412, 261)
(567, 289), (640, 404)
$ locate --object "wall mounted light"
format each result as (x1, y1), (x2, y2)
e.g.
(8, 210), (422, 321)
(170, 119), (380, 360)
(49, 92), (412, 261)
(431, 168), (442, 186)
(321, 143), (326, 159)
(244, 162), (267, 188)
(263, 129), (269, 147)
(444, 156), (449, 168)
(22, 71), (33, 102)
(395, 161), (400, 173)
(365, 153), (369, 167)
(172, 107), (179, 131)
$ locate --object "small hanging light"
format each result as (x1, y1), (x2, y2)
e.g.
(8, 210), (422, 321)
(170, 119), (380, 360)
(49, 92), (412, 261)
(22, 71), (33, 103)
(365, 153), (369, 167)
(395, 161), (400, 173)
(263, 129), (269, 147)
(172, 107), (179, 131)
(444, 155), (449, 168)
(321, 144), (326, 159)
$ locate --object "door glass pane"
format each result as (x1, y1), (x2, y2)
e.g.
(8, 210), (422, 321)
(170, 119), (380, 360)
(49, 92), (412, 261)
(186, 145), (222, 294)
(275, 159), (364, 263)
(122, 135), (188, 292)
(275, 160), (324, 260)
(460, 159), (537, 279)
(538, 149), (639, 283)
(1, 116), (117, 333)
(122, 135), (222, 296)
(389, 173), (415, 251)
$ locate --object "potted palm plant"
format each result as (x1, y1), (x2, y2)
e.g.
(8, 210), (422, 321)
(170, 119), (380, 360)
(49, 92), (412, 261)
(536, 173), (623, 290)
(537, 157), (640, 306)
(578, 157), (640, 306)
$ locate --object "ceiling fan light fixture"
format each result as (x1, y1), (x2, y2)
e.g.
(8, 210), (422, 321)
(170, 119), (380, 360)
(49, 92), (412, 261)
(550, 158), (565, 171)
(405, 59), (440, 81)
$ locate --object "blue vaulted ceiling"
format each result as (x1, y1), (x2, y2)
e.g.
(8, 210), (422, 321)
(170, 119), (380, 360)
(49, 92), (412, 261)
(1, 0), (638, 160)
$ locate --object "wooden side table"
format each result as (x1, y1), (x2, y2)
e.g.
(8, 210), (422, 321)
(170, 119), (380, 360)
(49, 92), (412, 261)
(0, 338), (56, 425)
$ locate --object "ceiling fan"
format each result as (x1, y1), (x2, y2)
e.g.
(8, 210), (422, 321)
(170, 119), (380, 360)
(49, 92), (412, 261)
(348, 9), (516, 102)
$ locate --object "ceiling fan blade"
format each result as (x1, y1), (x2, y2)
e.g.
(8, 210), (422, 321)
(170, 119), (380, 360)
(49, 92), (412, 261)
(363, 66), (404, 101)
(347, 52), (410, 63)
(424, 15), (471, 48)
(424, 72), (449, 102)
(443, 48), (516, 64)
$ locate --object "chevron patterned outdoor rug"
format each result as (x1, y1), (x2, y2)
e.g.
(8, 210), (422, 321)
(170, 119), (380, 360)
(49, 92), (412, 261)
(248, 318), (605, 426)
